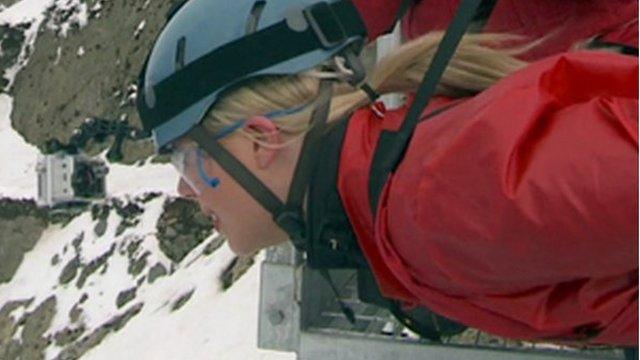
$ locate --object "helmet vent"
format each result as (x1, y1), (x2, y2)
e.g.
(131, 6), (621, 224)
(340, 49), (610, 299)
(175, 36), (186, 70)
(245, 1), (267, 35)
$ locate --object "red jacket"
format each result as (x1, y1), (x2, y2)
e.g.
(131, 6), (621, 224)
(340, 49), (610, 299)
(352, 0), (638, 60)
(337, 51), (638, 345)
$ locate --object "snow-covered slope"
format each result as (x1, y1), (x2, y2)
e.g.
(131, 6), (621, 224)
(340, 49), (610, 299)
(0, 94), (39, 198)
(0, 191), (293, 359)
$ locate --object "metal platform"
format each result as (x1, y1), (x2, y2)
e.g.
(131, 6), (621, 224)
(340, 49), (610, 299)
(257, 243), (626, 360)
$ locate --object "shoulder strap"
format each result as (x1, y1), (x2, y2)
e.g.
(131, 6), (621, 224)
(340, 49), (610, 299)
(395, 0), (413, 24)
(368, 0), (492, 215)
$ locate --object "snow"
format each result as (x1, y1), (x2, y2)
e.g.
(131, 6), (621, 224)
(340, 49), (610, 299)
(53, 45), (62, 65)
(0, 0), (52, 24)
(0, 71), (289, 360)
(83, 241), (294, 360)
(0, 191), (294, 359)
(0, 0), (53, 88)
(90, 1), (102, 12)
(133, 19), (145, 39)
(106, 159), (179, 197)
(0, 94), (40, 198)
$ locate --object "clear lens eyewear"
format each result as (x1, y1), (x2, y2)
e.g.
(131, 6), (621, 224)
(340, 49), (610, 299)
(170, 100), (316, 195)
(171, 145), (220, 195)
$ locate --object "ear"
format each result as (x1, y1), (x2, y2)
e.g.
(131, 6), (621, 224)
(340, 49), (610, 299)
(244, 115), (281, 169)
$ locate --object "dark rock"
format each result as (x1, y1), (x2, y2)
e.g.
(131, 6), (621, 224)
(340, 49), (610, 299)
(219, 254), (256, 291)
(147, 263), (167, 284)
(69, 303), (83, 324)
(53, 303), (144, 360)
(1, 339), (21, 360)
(156, 198), (213, 263)
(99, 261), (109, 275)
(0, 299), (33, 357)
(59, 257), (81, 285)
(0, 23), (26, 84)
(90, 203), (110, 222)
(171, 289), (195, 312)
(20, 296), (57, 360)
(53, 324), (85, 347)
(114, 199), (144, 236)
(115, 222), (127, 237)
(202, 235), (226, 256)
(71, 232), (84, 254)
(115, 287), (137, 308)
(76, 243), (115, 289)
(93, 218), (108, 237)
(192, 212), (211, 227)
(128, 251), (150, 276)
(163, 226), (177, 239)
(139, 192), (162, 203)
(51, 253), (60, 266)
(48, 204), (87, 226)
(126, 238), (142, 259)
(0, 198), (49, 284)
(11, 0), (175, 165)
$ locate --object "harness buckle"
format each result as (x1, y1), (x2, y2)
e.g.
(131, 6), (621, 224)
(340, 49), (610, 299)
(275, 209), (307, 250)
(303, 2), (347, 49)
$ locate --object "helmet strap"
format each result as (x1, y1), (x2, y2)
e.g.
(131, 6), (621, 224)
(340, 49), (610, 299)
(275, 79), (333, 249)
(188, 80), (334, 249)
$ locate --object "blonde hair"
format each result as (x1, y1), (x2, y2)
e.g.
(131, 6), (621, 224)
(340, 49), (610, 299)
(203, 32), (528, 143)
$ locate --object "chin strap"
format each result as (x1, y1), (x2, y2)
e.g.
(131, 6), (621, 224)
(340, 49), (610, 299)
(191, 80), (358, 324)
(275, 80), (333, 249)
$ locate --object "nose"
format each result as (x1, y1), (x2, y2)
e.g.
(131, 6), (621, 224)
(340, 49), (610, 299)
(177, 178), (197, 199)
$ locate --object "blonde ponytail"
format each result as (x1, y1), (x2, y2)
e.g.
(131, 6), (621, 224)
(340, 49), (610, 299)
(329, 32), (527, 121)
(203, 32), (528, 142)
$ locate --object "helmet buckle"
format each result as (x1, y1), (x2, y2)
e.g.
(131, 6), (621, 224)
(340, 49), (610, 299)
(303, 2), (347, 49)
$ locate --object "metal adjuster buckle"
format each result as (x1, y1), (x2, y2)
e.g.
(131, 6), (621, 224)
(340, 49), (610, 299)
(302, 2), (347, 49)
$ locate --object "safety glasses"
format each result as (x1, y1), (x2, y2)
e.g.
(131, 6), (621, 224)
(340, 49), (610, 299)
(171, 100), (316, 194)
(170, 145), (218, 195)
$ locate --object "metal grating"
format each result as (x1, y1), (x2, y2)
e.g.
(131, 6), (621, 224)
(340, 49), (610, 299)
(258, 244), (628, 360)
(306, 270), (624, 360)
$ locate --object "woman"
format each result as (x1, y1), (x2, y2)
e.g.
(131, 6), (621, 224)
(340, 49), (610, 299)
(137, 0), (638, 346)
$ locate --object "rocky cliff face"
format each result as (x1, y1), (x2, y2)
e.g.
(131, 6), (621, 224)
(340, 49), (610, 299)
(8, 0), (174, 163)
(0, 198), (48, 283)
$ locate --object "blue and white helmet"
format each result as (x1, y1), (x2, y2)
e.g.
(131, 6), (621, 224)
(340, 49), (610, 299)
(136, 0), (367, 151)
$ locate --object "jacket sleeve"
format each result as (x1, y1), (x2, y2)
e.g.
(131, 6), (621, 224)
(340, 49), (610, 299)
(402, 0), (637, 60)
(351, 0), (406, 40)
(382, 51), (638, 345)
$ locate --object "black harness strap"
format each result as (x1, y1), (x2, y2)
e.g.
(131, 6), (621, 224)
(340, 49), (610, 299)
(394, 0), (413, 27)
(188, 79), (335, 250)
(470, 0), (497, 30)
(277, 80), (334, 248)
(188, 124), (285, 216)
(589, 36), (639, 57)
(368, 0), (487, 215)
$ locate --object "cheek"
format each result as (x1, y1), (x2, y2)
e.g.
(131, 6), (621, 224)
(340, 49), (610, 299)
(200, 145), (284, 254)
(213, 180), (276, 255)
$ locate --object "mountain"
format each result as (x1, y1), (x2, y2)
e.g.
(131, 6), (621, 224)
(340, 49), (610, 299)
(0, 1), (293, 359)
